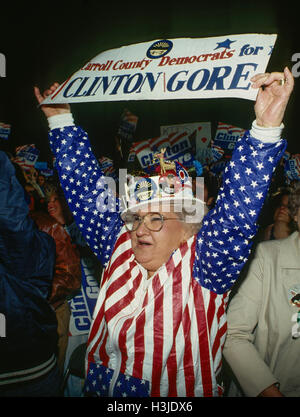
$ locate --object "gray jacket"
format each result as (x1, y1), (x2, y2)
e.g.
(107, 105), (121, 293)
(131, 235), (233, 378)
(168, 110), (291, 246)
(223, 231), (300, 397)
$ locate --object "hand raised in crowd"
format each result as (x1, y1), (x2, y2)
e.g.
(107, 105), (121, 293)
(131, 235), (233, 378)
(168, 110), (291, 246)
(34, 83), (70, 118)
(251, 66), (294, 128)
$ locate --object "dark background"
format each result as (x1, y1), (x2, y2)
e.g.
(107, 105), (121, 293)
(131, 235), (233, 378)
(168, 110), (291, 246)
(0, 0), (299, 164)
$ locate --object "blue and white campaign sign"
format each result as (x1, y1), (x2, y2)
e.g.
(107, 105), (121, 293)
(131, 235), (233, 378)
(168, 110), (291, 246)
(129, 130), (196, 173)
(213, 121), (246, 156)
(13, 144), (40, 170)
(68, 258), (100, 336)
(0, 122), (11, 140)
(160, 122), (211, 164)
(35, 161), (48, 170)
(42, 34), (277, 104)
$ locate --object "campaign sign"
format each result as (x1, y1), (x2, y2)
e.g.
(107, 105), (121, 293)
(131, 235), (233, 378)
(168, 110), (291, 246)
(117, 109), (138, 142)
(14, 144), (40, 170)
(39, 169), (54, 177)
(35, 161), (48, 170)
(129, 130), (195, 173)
(213, 121), (246, 157)
(0, 122), (11, 140)
(285, 154), (300, 181)
(42, 34), (277, 104)
(99, 156), (118, 181)
(68, 258), (100, 336)
(160, 122), (211, 164)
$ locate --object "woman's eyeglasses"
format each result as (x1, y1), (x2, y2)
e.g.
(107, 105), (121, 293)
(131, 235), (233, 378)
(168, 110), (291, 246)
(123, 212), (180, 232)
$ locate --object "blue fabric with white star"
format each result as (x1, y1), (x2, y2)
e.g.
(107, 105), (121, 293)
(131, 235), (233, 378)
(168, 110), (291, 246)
(194, 134), (286, 293)
(49, 126), (123, 267)
(49, 125), (286, 295)
(84, 363), (150, 397)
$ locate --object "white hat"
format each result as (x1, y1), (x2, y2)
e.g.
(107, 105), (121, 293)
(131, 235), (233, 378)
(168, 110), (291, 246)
(121, 152), (205, 222)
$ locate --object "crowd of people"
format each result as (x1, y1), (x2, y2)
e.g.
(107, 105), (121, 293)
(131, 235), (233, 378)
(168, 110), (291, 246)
(0, 66), (299, 398)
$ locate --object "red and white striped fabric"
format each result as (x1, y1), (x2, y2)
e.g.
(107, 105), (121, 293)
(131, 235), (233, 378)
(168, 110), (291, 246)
(13, 144), (40, 171)
(86, 227), (228, 397)
(216, 121), (246, 137)
(131, 130), (188, 153)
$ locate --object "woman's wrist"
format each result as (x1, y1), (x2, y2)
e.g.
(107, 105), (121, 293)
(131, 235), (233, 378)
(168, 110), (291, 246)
(48, 113), (75, 130)
(250, 120), (284, 143)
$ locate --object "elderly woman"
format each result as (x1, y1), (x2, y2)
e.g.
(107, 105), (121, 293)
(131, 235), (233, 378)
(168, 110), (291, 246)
(34, 67), (293, 397)
(223, 181), (300, 397)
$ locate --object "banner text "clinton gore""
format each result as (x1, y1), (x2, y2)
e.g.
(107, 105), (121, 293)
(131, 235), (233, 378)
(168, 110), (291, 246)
(62, 63), (258, 98)
(43, 34), (277, 104)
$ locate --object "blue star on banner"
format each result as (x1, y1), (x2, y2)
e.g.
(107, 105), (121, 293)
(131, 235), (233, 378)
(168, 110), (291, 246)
(214, 38), (236, 50)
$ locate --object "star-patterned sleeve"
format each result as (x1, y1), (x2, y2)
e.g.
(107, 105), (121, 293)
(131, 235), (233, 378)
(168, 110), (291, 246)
(48, 125), (123, 266)
(194, 131), (286, 294)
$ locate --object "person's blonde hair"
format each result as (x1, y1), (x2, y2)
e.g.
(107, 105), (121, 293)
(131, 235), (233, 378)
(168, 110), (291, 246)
(44, 183), (73, 225)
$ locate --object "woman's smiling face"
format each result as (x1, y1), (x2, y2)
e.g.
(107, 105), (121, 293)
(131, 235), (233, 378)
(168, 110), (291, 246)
(47, 194), (63, 220)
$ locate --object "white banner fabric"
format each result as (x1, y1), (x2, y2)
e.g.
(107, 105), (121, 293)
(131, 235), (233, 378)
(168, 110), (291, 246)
(42, 33), (277, 104)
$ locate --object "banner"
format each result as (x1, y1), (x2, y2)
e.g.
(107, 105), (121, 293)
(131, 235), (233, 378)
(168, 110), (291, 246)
(285, 154), (300, 181)
(213, 121), (246, 158)
(0, 122), (11, 140)
(35, 161), (48, 170)
(160, 122), (211, 165)
(68, 258), (100, 336)
(98, 156), (118, 182)
(39, 168), (54, 177)
(42, 33), (277, 104)
(117, 109), (138, 142)
(129, 130), (195, 173)
(13, 144), (40, 170)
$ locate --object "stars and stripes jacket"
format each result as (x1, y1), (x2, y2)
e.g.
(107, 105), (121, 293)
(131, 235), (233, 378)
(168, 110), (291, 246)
(48, 121), (286, 397)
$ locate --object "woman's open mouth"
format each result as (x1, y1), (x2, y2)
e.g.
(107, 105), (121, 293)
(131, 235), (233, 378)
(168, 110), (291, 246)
(137, 240), (152, 246)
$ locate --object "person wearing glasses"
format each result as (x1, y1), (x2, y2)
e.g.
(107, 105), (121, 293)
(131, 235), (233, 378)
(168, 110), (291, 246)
(34, 67), (294, 397)
(223, 182), (300, 397)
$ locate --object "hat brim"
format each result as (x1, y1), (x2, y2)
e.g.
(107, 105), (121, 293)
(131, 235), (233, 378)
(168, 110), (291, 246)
(121, 196), (205, 222)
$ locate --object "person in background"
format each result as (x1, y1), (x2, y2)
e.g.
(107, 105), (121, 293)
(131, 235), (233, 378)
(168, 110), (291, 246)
(37, 173), (46, 192)
(0, 151), (60, 397)
(259, 187), (294, 241)
(30, 184), (82, 374)
(190, 166), (220, 212)
(202, 171), (220, 210)
(34, 67), (294, 397)
(223, 181), (300, 397)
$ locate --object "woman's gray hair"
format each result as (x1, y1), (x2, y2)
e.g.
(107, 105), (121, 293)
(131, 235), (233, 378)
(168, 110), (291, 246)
(176, 205), (207, 237)
(288, 182), (300, 218)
